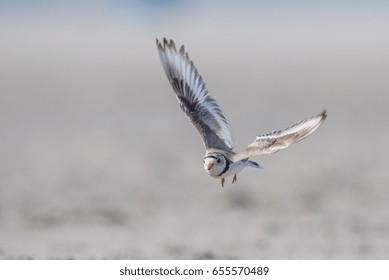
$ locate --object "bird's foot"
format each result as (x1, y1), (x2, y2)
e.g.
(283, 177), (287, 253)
(232, 174), (237, 184)
(221, 178), (225, 187)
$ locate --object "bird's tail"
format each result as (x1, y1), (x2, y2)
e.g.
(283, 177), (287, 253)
(246, 160), (263, 169)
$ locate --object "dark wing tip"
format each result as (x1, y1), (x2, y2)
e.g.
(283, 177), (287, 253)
(156, 38), (163, 52)
(321, 109), (327, 119)
(156, 38), (188, 58)
(156, 37), (176, 51)
(179, 44), (185, 55)
(318, 109), (327, 124)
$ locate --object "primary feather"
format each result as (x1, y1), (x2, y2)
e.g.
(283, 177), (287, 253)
(234, 110), (327, 162)
(156, 38), (234, 151)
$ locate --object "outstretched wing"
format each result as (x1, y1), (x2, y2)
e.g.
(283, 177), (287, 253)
(156, 38), (234, 152)
(233, 110), (327, 162)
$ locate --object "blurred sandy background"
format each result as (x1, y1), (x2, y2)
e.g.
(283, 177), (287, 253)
(0, 0), (388, 259)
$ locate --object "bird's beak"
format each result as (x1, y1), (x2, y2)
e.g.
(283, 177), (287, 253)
(207, 163), (214, 170)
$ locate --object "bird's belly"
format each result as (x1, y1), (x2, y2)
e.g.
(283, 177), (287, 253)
(219, 161), (247, 178)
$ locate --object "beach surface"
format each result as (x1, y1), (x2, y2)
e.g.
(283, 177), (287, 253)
(0, 2), (389, 259)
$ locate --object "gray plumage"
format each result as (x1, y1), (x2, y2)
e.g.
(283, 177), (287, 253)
(156, 38), (233, 152)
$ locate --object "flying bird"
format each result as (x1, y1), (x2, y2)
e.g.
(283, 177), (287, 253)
(156, 38), (327, 187)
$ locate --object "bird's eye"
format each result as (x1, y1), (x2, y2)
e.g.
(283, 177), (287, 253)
(217, 159), (221, 163)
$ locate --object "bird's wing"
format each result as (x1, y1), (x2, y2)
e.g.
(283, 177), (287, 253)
(233, 110), (327, 162)
(156, 38), (234, 152)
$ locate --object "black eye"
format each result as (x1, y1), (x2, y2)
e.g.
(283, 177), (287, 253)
(217, 159), (221, 163)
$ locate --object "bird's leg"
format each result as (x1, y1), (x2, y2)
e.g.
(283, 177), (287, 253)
(232, 174), (237, 184)
(221, 178), (225, 187)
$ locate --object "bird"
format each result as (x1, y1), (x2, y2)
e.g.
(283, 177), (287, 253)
(156, 38), (327, 187)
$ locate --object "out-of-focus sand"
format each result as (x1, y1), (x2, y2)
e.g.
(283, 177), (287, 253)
(0, 7), (389, 259)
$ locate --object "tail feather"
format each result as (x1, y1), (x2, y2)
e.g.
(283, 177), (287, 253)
(247, 160), (263, 169)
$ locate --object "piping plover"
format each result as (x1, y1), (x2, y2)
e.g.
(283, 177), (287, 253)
(156, 38), (327, 187)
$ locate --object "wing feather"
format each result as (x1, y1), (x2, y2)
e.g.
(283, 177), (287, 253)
(157, 38), (233, 151)
(234, 110), (327, 161)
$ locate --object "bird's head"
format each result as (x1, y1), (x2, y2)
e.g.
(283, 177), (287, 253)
(203, 154), (227, 177)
